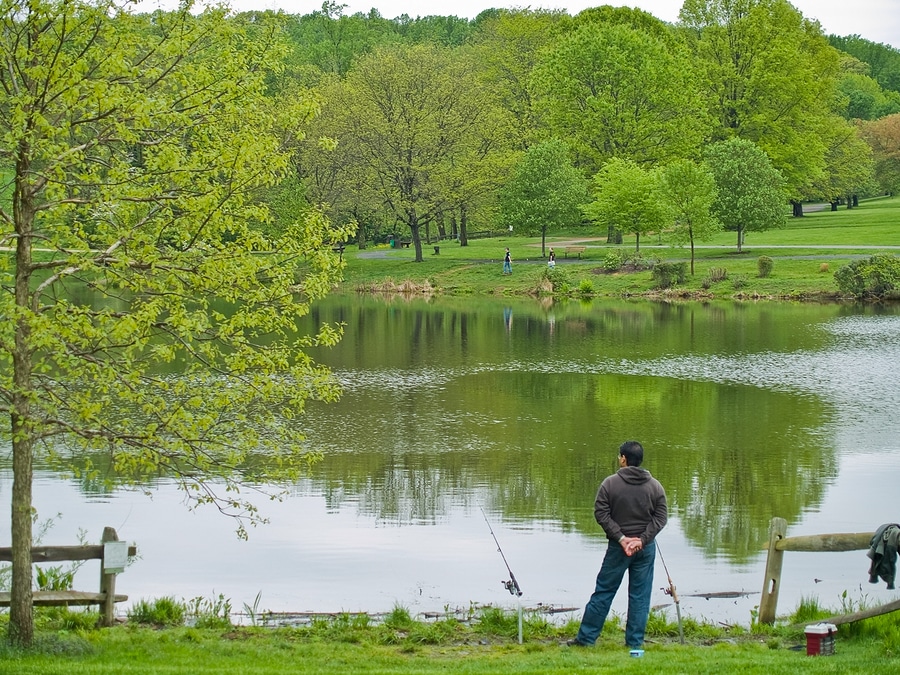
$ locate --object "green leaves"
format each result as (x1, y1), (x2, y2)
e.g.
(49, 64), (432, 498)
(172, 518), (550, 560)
(585, 158), (666, 252)
(532, 22), (708, 172)
(1, 3), (350, 532)
(498, 139), (588, 243)
(704, 138), (786, 251)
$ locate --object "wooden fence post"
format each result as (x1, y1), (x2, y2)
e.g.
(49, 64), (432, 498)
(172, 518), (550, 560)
(99, 527), (118, 627)
(758, 517), (788, 625)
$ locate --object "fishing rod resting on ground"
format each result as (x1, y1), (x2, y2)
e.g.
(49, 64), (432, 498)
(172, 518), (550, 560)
(480, 507), (524, 644)
(657, 542), (685, 645)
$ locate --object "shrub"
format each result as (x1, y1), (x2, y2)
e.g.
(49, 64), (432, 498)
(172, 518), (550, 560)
(651, 261), (687, 289)
(757, 256), (774, 278)
(819, 263), (829, 273)
(602, 249), (625, 271)
(625, 253), (658, 271)
(707, 267), (728, 283)
(732, 274), (748, 290)
(834, 254), (900, 298)
(541, 265), (571, 292)
(128, 596), (186, 627)
(703, 267), (728, 288)
(578, 278), (594, 296)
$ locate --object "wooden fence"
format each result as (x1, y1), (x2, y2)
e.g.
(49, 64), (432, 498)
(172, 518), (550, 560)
(0, 526), (136, 627)
(759, 517), (875, 625)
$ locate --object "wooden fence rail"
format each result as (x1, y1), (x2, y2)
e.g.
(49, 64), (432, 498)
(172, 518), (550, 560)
(759, 517), (875, 625)
(0, 526), (136, 627)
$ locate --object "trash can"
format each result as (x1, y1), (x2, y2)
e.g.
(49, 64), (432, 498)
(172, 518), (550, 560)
(805, 623), (836, 656)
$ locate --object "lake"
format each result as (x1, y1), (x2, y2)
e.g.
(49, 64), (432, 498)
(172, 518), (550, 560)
(2, 295), (899, 626)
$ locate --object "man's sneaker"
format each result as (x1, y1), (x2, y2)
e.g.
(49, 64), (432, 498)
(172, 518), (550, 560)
(566, 639), (589, 647)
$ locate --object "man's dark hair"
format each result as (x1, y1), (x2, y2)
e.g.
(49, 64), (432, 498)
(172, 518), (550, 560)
(619, 440), (644, 467)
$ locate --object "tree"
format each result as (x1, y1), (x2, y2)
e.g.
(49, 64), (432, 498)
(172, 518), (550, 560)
(584, 158), (666, 253)
(656, 160), (721, 275)
(0, 2), (350, 646)
(811, 121), (875, 209)
(498, 139), (589, 256)
(860, 113), (900, 194)
(469, 8), (565, 150)
(828, 34), (900, 94)
(326, 43), (510, 262)
(531, 22), (708, 173)
(703, 139), (786, 252)
(679, 0), (842, 204)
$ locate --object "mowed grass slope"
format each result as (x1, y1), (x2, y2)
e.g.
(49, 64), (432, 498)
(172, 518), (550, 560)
(338, 195), (900, 299)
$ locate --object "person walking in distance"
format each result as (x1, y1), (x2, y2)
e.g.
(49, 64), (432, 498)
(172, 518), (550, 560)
(570, 440), (668, 649)
(503, 247), (512, 275)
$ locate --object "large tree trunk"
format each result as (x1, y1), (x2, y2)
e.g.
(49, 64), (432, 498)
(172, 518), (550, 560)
(459, 205), (468, 247)
(9, 431), (34, 647)
(409, 212), (423, 262)
(606, 226), (622, 244)
(10, 169), (35, 646)
(791, 200), (803, 217)
(737, 227), (744, 253)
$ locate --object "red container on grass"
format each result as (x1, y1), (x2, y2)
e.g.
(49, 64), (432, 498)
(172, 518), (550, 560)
(805, 623), (836, 656)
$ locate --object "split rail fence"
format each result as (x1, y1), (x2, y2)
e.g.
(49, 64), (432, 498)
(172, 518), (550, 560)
(0, 526), (136, 627)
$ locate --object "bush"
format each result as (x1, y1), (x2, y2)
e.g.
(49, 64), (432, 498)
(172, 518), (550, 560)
(602, 249), (625, 271)
(128, 596), (186, 627)
(757, 256), (774, 278)
(578, 278), (594, 296)
(541, 265), (571, 291)
(707, 267), (728, 282)
(703, 267), (727, 287)
(834, 254), (900, 298)
(651, 262), (687, 289)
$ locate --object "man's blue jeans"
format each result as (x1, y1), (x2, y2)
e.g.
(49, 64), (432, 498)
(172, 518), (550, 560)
(575, 539), (656, 648)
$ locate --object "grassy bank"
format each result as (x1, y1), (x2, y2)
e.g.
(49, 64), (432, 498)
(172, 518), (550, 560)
(337, 196), (900, 301)
(1, 599), (898, 673)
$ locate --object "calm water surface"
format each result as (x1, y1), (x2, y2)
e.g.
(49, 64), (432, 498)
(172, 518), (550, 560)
(2, 296), (899, 625)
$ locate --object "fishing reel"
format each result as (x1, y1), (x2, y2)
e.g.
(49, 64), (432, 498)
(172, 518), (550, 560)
(503, 579), (523, 597)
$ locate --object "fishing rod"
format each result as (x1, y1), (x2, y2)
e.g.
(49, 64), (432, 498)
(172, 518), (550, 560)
(480, 507), (523, 597)
(657, 542), (685, 645)
(480, 507), (524, 644)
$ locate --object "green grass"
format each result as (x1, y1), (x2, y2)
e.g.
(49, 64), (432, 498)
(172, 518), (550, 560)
(0, 602), (898, 674)
(338, 196), (900, 300)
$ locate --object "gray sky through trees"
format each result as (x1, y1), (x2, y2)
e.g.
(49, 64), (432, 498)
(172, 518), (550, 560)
(139, 0), (899, 48)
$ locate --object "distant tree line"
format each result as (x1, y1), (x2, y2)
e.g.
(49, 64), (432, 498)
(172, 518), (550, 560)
(253, 1), (900, 261)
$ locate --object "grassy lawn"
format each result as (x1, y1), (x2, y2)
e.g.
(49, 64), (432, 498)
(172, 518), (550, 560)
(338, 195), (900, 300)
(0, 610), (896, 674)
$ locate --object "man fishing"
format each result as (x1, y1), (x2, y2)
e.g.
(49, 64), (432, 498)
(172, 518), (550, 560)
(569, 440), (668, 649)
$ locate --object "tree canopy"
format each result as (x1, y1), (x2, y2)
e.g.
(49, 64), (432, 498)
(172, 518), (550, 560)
(657, 159), (721, 275)
(498, 139), (589, 255)
(0, 0), (350, 645)
(585, 158), (667, 253)
(532, 22), (708, 173)
(703, 138), (787, 251)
